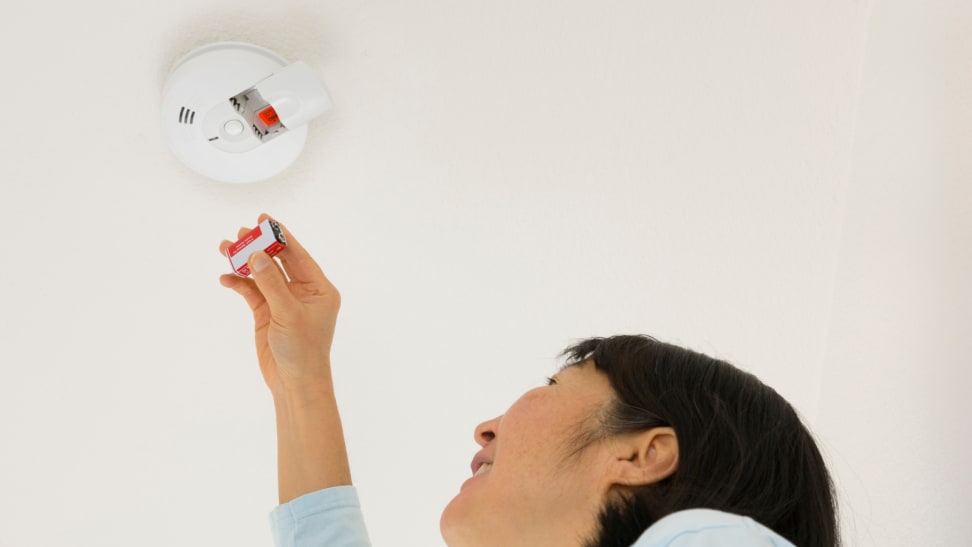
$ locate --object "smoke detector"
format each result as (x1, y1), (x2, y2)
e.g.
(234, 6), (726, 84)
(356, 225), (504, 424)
(161, 42), (332, 183)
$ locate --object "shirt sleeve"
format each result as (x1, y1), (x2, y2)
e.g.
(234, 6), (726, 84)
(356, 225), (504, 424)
(632, 509), (795, 547)
(269, 486), (372, 547)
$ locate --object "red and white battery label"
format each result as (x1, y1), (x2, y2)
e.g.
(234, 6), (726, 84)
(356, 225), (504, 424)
(226, 218), (288, 277)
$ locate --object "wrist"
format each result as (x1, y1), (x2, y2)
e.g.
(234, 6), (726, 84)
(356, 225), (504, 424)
(271, 376), (335, 407)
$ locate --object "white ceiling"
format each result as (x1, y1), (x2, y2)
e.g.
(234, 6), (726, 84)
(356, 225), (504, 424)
(3, 1), (967, 546)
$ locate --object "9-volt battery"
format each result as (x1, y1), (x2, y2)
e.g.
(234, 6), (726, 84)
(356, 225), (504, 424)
(226, 218), (288, 276)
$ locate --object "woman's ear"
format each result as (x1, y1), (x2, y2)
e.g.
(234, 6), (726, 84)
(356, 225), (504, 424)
(607, 427), (679, 487)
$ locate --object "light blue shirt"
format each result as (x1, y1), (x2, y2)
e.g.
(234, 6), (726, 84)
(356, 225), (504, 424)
(632, 508), (795, 546)
(270, 486), (371, 547)
(269, 486), (795, 546)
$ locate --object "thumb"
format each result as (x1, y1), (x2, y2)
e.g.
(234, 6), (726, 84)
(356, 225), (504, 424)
(248, 251), (295, 317)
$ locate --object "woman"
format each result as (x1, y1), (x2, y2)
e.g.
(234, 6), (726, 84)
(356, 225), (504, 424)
(220, 216), (839, 547)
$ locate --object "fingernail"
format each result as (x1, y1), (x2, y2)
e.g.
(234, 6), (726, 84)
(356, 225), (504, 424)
(250, 252), (271, 272)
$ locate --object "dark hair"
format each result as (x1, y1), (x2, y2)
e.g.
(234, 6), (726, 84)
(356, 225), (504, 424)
(560, 335), (838, 547)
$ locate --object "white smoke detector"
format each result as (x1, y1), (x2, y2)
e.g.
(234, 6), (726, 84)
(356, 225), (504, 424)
(161, 42), (332, 183)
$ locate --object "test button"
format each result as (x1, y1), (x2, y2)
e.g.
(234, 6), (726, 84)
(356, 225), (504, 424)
(224, 119), (245, 136)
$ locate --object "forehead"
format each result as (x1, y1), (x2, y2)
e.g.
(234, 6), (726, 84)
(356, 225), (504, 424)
(557, 358), (596, 376)
(555, 360), (613, 393)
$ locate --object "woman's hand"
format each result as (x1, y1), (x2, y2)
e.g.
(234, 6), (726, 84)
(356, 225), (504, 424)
(219, 214), (341, 397)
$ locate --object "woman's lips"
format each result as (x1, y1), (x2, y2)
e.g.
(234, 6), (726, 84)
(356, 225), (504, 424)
(470, 452), (493, 476)
(473, 462), (493, 476)
(460, 463), (492, 492)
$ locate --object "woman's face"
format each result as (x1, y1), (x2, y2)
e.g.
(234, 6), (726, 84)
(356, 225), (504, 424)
(439, 360), (618, 546)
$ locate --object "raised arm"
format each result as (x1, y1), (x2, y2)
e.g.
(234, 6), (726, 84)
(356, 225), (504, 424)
(219, 214), (350, 504)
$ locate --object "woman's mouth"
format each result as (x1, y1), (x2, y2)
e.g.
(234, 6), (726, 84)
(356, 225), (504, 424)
(474, 462), (493, 477)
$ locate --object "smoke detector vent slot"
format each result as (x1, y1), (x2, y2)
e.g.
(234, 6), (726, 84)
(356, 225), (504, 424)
(178, 107), (196, 124)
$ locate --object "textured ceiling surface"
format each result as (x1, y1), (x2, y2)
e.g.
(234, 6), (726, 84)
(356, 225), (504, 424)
(13, 0), (963, 545)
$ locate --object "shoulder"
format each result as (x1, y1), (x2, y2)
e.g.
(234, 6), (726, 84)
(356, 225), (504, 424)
(631, 509), (795, 547)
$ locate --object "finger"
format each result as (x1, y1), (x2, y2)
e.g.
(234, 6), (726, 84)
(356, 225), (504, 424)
(218, 239), (233, 254)
(248, 251), (297, 317)
(219, 274), (267, 312)
(269, 218), (331, 286)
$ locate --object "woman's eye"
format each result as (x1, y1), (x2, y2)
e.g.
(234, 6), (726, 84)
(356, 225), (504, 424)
(545, 376), (558, 386)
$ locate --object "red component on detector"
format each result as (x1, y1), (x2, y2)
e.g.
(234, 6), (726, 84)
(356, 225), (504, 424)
(258, 106), (280, 126)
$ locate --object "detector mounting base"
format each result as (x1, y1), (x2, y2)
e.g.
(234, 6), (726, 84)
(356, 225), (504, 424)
(161, 42), (309, 183)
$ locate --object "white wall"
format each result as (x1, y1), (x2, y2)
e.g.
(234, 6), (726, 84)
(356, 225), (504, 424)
(818, 0), (972, 544)
(1, 1), (965, 546)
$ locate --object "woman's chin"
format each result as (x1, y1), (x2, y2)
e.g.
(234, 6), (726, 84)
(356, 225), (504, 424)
(439, 493), (461, 541)
(440, 489), (477, 546)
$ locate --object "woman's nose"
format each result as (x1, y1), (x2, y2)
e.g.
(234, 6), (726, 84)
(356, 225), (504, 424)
(473, 416), (501, 447)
